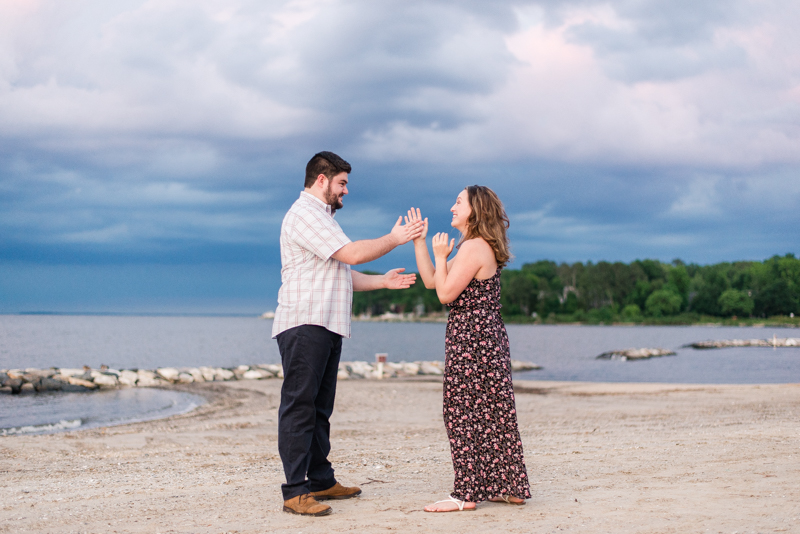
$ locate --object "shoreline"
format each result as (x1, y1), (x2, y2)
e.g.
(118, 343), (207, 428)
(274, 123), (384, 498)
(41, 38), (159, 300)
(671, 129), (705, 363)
(0, 361), (540, 395)
(1, 378), (798, 533)
(5, 310), (799, 327)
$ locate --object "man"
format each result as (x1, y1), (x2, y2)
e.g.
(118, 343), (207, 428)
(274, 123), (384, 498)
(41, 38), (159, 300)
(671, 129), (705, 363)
(272, 151), (423, 516)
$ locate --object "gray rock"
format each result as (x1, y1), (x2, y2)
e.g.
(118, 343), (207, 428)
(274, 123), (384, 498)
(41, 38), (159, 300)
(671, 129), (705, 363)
(118, 370), (138, 386)
(36, 377), (65, 392)
(214, 368), (235, 381)
(419, 361), (443, 375)
(156, 368), (180, 381)
(198, 367), (216, 381)
(187, 368), (205, 382)
(21, 374), (42, 387)
(255, 364), (281, 376)
(177, 372), (194, 384)
(344, 362), (374, 379)
(510, 360), (542, 372)
(596, 348), (676, 360)
(5, 378), (22, 394)
(401, 362), (421, 376)
(136, 370), (160, 387)
(68, 376), (98, 389)
(78, 371), (94, 382)
(92, 374), (118, 388)
(6, 369), (23, 379)
(233, 366), (250, 379)
(242, 369), (271, 380)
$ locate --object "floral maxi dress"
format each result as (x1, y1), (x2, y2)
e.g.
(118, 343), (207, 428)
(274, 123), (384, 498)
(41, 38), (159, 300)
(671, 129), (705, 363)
(443, 270), (531, 502)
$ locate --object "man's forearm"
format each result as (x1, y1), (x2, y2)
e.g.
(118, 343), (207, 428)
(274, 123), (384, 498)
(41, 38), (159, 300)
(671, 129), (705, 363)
(352, 271), (385, 291)
(332, 234), (398, 265)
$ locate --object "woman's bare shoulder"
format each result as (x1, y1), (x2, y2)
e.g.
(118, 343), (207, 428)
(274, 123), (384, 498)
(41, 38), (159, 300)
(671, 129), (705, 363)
(460, 237), (493, 254)
(458, 238), (497, 270)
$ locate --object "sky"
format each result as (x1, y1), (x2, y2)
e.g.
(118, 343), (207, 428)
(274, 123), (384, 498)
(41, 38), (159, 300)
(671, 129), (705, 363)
(1, 0), (799, 314)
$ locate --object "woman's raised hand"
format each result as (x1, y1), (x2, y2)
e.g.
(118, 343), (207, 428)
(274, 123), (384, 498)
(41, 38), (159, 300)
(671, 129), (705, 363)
(405, 207), (428, 243)
(431, 232), (455, 261)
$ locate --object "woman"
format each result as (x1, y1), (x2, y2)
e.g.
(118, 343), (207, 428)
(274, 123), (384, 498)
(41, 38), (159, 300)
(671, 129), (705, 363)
(407, 185), (531, 513)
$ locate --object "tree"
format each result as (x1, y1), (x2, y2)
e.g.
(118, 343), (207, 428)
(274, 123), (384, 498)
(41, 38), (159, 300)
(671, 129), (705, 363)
(645, 289), (683, 317)
(522, 260), (559, 282)
(621, 304), (642, 321)
(634, 259), (665, 282)
(500, 270), (538, 316)
(754, 279), (795, 316)
(562, 291), (580, 314)
(690, 267), (730, 316)
(666, 265), (691, 311)
(577, 261), (616, 309)
(718, 289), (754, 317)
(751, 254), (800, 316)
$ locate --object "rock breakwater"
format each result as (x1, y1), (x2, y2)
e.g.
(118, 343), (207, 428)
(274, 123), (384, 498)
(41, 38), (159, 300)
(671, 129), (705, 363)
(689, 337), (799, 349)
(0, 360), (541, 394)
(596, 348), (676, 361)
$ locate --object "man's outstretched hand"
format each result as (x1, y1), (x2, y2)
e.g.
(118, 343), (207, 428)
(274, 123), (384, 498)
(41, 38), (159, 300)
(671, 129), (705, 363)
(383, 268), (416, 290)
(390, 216), (424, 246)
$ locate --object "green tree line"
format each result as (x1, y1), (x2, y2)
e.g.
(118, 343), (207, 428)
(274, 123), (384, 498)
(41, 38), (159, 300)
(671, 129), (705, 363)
(352, 254), (800, 323)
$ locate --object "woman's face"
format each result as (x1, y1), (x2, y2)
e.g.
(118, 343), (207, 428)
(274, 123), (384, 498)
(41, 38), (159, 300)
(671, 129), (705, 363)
(450, 189), (472, 232)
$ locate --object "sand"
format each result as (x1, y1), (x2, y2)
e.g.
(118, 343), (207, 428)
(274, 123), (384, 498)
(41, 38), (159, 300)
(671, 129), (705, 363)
(1, 377), (799, 533)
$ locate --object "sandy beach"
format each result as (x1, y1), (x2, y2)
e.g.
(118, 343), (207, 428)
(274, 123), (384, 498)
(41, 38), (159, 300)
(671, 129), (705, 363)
(1, 377), (799, 533)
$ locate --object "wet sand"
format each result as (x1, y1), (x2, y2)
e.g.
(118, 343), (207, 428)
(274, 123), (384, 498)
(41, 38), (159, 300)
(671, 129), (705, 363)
(1, 378), (799, 533)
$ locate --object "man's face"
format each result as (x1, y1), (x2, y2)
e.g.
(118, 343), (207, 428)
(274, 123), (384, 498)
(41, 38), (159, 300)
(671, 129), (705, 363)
(324, 172), (349, 211)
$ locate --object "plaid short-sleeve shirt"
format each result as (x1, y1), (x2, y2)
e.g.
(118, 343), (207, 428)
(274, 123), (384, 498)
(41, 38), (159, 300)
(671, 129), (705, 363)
(272, 192), (353, 339)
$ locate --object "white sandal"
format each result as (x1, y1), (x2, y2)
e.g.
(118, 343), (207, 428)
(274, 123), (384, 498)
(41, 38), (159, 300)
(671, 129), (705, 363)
(424, 495), (475, 512)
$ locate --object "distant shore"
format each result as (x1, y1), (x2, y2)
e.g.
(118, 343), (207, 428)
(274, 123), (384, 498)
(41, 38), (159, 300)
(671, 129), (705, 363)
(2, 378), (798, 533)
(349, 312), (800, 328)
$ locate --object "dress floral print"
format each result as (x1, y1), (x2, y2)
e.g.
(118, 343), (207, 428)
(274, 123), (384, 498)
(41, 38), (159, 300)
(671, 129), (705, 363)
(443, 270), (531, 502)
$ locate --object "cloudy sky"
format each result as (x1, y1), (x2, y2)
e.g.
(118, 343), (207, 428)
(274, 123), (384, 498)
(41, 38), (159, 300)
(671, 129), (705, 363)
(1, 0), (798, 313)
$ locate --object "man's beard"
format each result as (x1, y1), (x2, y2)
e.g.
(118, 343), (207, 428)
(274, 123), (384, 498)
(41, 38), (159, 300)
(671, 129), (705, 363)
(324, 182), (344, 213)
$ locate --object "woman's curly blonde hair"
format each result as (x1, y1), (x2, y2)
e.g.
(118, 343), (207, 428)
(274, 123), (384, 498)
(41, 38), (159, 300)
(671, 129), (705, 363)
(462, 185), (512, 269)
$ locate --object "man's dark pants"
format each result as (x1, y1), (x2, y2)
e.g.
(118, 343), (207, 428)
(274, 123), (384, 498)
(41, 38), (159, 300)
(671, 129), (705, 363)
(276, 324), (342, 501)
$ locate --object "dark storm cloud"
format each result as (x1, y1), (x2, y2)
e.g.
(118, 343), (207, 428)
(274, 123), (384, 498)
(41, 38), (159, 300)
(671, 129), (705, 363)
(1, 0), (798, 312)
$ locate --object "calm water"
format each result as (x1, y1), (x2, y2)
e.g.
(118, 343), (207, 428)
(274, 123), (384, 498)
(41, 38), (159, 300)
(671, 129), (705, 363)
(1, 315), (798, 433)
(0, 388), (204, 436)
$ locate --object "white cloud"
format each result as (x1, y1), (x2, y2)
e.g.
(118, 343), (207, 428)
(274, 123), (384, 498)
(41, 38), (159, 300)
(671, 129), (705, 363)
(357, 1), (800, 169)
(668, 175), (722, 217)
(62, 223), (131, 244)
(3, 0), (797, 169)
(1, 0), (798, 266)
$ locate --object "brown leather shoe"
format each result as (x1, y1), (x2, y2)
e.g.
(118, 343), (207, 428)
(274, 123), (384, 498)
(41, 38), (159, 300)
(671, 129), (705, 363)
(283, 494), (332, 516)
(310, 482), (362, 500)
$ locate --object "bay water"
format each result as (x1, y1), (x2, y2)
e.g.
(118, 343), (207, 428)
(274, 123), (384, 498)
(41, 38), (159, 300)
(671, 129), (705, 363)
(1, 315), (798, 434)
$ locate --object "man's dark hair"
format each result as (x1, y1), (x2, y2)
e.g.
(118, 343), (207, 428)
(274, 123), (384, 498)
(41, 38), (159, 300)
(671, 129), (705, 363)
(305, 151), (352, 188)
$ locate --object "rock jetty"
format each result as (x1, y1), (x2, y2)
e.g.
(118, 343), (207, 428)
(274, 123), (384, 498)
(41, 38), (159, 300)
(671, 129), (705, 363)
(596, 348), (676, 361)
(689, 337), (800, 349)
(0, 360), (541, 394)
